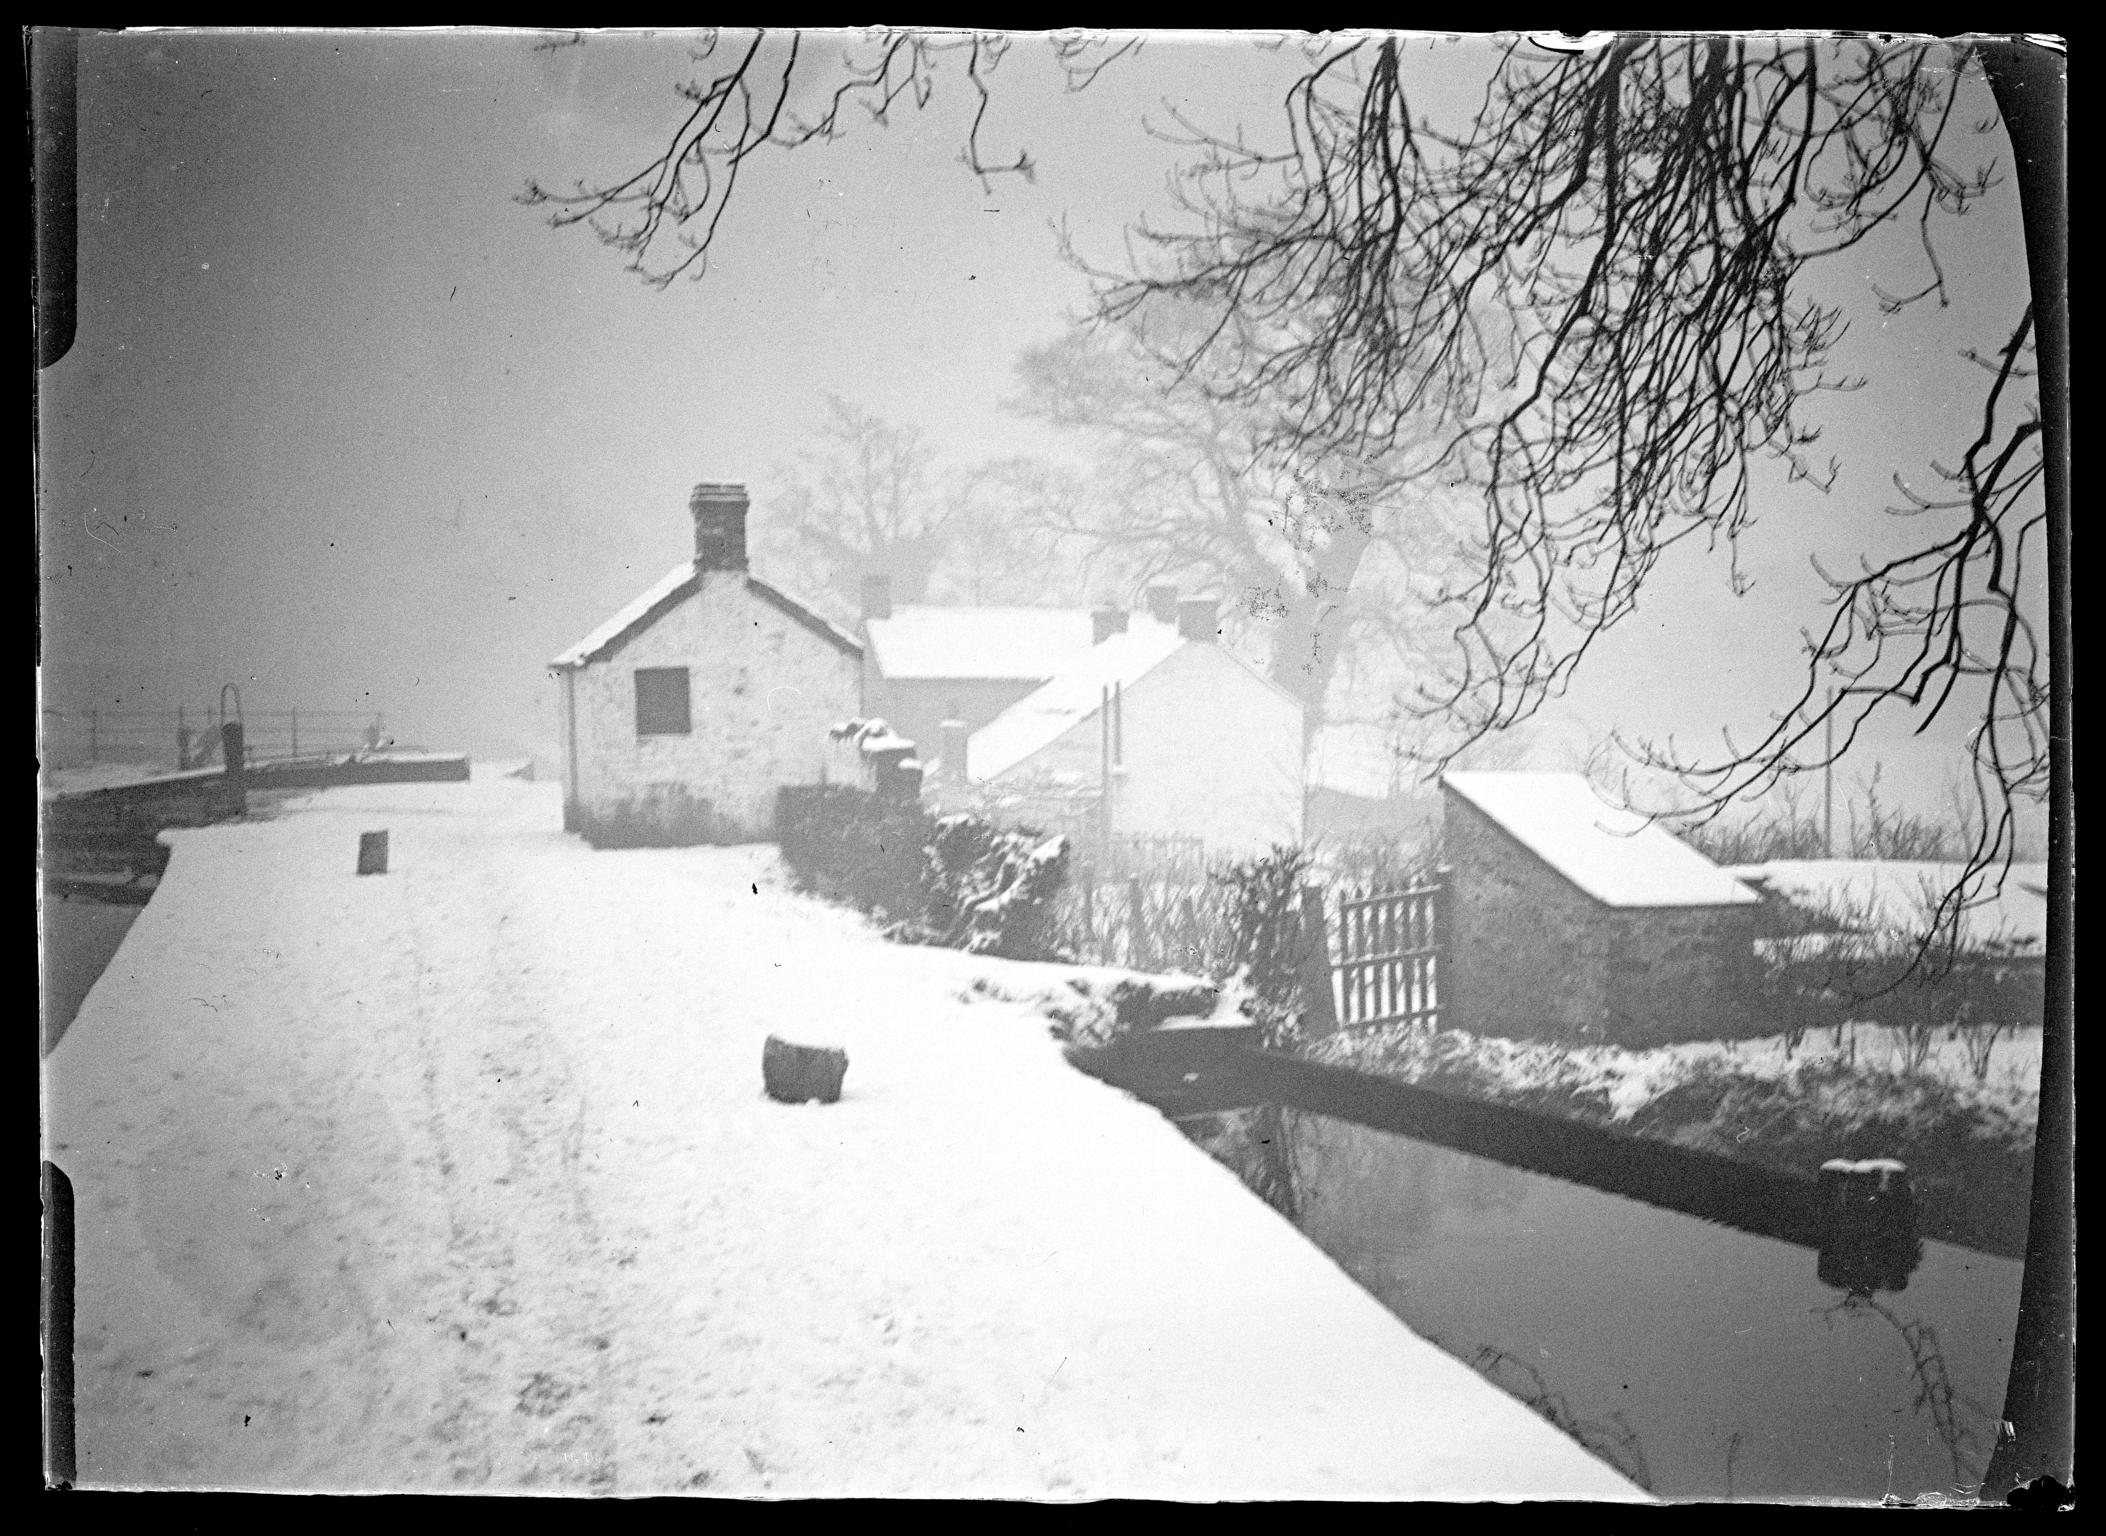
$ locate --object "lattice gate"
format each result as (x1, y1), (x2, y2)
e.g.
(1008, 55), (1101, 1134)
(1330, 880), (1444, 1031)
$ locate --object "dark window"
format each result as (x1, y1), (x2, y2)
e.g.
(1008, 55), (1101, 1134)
(635, 667), (692, 736)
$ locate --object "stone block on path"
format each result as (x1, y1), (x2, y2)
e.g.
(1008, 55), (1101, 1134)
(763, 1036), (848, 1105)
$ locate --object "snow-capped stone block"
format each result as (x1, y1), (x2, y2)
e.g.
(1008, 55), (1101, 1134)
(357, 831), (389, 876)
(762, 1035), (848, 1105)
(1815, 1157), (1919, 1295)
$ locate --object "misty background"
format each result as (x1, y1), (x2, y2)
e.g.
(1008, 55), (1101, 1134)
(37, 29), (2040, 844)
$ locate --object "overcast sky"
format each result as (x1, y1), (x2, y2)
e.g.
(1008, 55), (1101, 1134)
(37, 29), (2041, 841)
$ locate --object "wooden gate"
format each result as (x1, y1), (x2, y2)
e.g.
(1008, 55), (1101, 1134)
(1330, 880), (1444, 1030)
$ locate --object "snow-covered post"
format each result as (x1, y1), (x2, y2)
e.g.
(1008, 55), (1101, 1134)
(1127, 877), (1150, 970)
(1815, 1157), (1920, 1294)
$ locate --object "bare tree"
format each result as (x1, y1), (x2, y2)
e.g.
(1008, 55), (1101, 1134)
(754, 395), (956, 610)
(1006, 303), (1465, 750)
(1093, 38), (2046, 898)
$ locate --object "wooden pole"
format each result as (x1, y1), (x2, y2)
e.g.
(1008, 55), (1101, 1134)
(1298, 883), (1339, 1038)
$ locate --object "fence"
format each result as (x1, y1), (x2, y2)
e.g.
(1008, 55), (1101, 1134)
(42, 706), (397, 771)
(1329, 880), (1444, 1031)
(1047, 867), (1448, 1036)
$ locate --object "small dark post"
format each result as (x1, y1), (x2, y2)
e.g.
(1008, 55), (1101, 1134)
(357, 830), (389, 876)
(1298, 883), (1340, 1038)
(762, 1035), (848, 1104)
(221, 719), (246, 780)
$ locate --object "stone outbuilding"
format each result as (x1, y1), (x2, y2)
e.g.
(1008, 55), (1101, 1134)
(1441, 771), (1763, 1046)
(549, 484), (862, 846)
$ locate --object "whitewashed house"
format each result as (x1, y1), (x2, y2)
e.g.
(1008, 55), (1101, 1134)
(856, 574), (1099, 757)
(548, 483), (862, 846)
(952, 596), (1305, 861)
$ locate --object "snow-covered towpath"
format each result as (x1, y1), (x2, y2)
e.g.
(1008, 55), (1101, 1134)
(45, 772), (1641, 1499)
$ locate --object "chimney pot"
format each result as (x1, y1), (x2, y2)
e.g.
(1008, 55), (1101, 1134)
(1145, 583), (1180, 625)
(1177, 597), (1219, 643)
(690, 483), (749, 572)
(1091, 606), (1130, 644)
(861, 572), (893, 621)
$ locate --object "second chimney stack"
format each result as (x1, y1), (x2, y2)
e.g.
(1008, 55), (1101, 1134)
(1177, 597), (1219, 643)
(1145, 583), (1180, 625)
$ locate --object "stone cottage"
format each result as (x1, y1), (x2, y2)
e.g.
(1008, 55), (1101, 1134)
(548, 483), (862, 846)
(953, 595), (1305, 861)
(1441, 771), (1763, 1046)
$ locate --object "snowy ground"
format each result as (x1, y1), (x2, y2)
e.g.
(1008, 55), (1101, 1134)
(1313, 1020), (2041, 1126)
(43, 771), (1640, 1500)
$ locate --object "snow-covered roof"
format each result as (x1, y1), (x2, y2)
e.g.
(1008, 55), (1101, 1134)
(745, 577), (863, 658)
(1442, 771), (1761, 909)
(549, 561), (695, 669)
(550, 563), (860, 669)
(1728, 859), (2049, 952)
(969, 623), (1188, 782)
(863, 605), (1096, 681)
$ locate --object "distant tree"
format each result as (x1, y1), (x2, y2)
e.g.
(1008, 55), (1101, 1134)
(754, 396), (1086, 612)
(1006, 303), (1467, 750)
(753, 394), (956, 611)
(932, 458), (1093, 606)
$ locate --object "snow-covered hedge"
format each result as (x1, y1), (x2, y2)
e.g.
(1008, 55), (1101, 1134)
(778, 789), (1073, 961)
(914, 814), (1071, 961)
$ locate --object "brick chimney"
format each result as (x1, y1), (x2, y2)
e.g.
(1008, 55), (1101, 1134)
(1177, 597), (1219, 643)
(1145, 582), (1179, 625)
(940, 718), (969, 781)
(861, 572), (893, 621)
(690, 483), (749, 572)
(1092, 606), (1129, 644)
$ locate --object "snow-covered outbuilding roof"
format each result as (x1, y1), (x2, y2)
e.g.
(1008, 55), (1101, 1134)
(968, 623), (1191, 782)
(863, 606), (1096, 682)
(1442, 771), (1761, 909)
(1728, 859), (2049, 952)
(549, 562), (861, 670)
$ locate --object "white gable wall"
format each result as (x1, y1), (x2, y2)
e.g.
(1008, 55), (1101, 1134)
(568, 570), (860, 839)
(988, 643), (1303, 858)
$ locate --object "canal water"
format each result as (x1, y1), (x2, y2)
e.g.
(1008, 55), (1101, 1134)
(41, 892), (145, 1055)
(1180, 1106), (2020, 1503)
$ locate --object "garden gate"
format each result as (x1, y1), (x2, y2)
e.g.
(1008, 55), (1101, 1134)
(1330, 879), (1445, 1031)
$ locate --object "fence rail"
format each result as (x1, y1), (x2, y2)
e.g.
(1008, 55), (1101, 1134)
(41, 706), (400, 771)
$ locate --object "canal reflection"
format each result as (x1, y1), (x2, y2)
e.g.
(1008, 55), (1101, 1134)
(1179, 1107), (2018, 1502)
